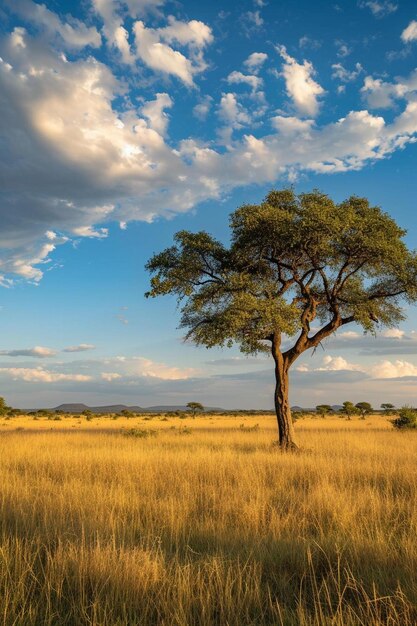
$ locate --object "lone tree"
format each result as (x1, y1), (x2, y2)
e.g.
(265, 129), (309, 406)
(186, 401), (204, 418)
(381, 402), (395, 415)
(146, 189), (417, 449)
(316, 404), (332, 417)
(355, 402), (373, 419)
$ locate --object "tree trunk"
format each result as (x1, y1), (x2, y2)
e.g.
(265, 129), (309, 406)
(272, 337), (298, 450)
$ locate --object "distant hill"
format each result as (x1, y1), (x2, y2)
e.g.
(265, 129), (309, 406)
(34, 403), (224, 414)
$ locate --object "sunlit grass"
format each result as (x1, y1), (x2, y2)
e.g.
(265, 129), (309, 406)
(0, 414), (415, 625)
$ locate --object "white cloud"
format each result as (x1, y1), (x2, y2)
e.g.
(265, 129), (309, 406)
(8, 0), (101, 48)
(133, 21), (194, 85)
(332, 62), (363, 83)
(382, 328), (405, 339)
(361, 70), (417, 108)
(63, 344), (96, 353)
(358, 1), (398, 17)
(295, 352), (417, 381)
(193, 95), (212, 121)
(218, 93), (250, 128)
(101, 372), (122, 381)
(401, 20), (417, 44)
(107, 356), (195, 380)
(141, 93), (173, 135)
(92, 1), (212, 80)
(0, 367), (92, 383)
(243, 52), (267, 73)
(320, 355), (361, 371)
(271, 116), (314, 135)
(0, 346), (57, 358)
(277, 45), (325, 116)
(370, 359), (417, 378)
(159, 15), (213, 48)
(2, 14), (417, 284)
(73, 226), (109, 238)
(227, 71), (262, 92)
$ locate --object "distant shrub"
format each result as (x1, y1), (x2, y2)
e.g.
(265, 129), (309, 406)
(123, 428), (157, 439)
(391, 407), (417, 430)
(53, 416), (62, 421)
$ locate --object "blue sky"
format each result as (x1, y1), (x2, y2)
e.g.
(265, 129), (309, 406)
(1, 0), (417, 408)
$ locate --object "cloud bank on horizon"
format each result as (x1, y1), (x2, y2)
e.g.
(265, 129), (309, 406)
(1, 0), (417, 284)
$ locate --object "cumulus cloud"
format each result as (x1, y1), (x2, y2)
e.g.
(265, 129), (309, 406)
(193, 95), (212, 120)
(218, 93), (251, 127)
(243, 52), (267, 73)
(0, 367), (92, 382)
(277, 45), (325, 116)
(141, 92), (173, 135)
(2, 4), (417, 285)
(332, 62), (363, 83)
(358, 1), (398, 17)
(361, 69), (417, 108)
(7, 0), (101, 48)
(323, 327), (417, 355)
(297, 354), (362, 373)
(111, 356), (195, 380)
(92, 1), (212, 80)
(401, 20), (417, 44)
(227, 71), (262, 92)
(0, 346), (57, 358)
(63, 344), (96, 353)
(370, 359), (417, 379)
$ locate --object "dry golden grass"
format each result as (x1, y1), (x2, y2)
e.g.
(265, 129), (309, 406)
(0, 413), (415, 625)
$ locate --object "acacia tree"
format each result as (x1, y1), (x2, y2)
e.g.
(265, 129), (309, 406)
(187, 401), (204, 418)
(340, 401), (358, 420)
(316, 404), (332, 417)
(146, 189), (417, 449)
(355, 401), (373, 419)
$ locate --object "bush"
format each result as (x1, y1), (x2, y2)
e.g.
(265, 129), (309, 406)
(123, 428), (157, 439)
(391, 407), (417, 430)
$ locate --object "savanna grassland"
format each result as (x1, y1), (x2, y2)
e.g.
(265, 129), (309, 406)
(0, 413), (416, 626)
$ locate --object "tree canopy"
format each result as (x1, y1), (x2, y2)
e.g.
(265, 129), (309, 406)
(147, 189), (417, 357)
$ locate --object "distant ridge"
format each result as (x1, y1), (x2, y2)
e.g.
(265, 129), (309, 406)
(33, 403), (225, 414)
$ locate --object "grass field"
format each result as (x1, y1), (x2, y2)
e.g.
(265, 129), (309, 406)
(0, 413), (416, 625)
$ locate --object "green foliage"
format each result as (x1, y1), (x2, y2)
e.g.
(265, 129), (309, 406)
(391, 407), (417, 430)
(355, 402), (373, 419)
(146, 189), (417, 357)
(340, 401), (359, 419)
(381, 403), (395, 415)
(186, 401), (204, 417)
(0, 397), (13, 416)
(316, 404), (332, 417)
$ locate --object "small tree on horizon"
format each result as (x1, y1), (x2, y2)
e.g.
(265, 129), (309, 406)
(355, 402), (373, 419)
(146, 189), (417, 449)
(340, 401), (358, 420)
(316, 404), (332, 417)
(186, 402), (204, 418)
(381, 402), (395, 415)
